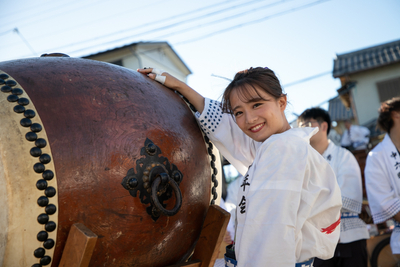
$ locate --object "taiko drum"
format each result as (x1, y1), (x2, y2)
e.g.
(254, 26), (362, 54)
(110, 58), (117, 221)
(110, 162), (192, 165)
(0, 56), (220, 267)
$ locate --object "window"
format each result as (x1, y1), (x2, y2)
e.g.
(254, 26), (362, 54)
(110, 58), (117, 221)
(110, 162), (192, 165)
(376, 77), (400, 102)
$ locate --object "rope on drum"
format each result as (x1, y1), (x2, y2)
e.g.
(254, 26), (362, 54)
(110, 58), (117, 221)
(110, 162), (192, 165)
(175, 91), (219, 205)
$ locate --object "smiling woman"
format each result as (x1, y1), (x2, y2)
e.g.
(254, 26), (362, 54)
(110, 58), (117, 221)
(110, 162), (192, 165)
(137, 66), (342, 267)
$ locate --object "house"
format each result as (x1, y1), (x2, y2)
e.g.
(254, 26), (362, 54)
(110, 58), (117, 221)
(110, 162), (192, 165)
(331, 39), (400, 138)
(82, 41), (191, 83)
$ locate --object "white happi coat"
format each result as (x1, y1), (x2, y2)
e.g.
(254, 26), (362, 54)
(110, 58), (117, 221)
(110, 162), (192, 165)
(341, 125), (370, 149)
(196, 98), (342, 267)
(365, 134), (400, 253)
(322, 141), (369, 243)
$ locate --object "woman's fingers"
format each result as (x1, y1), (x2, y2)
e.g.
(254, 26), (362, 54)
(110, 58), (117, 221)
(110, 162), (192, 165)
(145, 73), (166, 85)
(151, 68), (164, 75)
(154, 74), (166, 84)
(137, 68), (153, 74)
(137, 68), (167, 85)
(137, 68), (164, 75)
(147, 73), (166, 85)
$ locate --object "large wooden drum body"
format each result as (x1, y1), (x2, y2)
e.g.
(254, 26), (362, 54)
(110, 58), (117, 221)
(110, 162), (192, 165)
(0, 57), (218, 267)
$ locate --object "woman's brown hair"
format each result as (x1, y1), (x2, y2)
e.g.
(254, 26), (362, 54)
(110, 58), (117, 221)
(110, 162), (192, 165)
(377, 96), (400, 133)
(221, 67), (286, 114)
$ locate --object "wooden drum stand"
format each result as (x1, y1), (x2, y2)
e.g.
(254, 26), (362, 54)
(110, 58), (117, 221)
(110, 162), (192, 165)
(58, 205), (230, 267)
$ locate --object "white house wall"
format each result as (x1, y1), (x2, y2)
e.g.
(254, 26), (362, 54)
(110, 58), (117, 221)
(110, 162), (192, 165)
(117, 47), (187, 83)
(137, 46), (188, 82)
(349, 64), (400, 125)
(85, 49), (128, 64)
(83, 43), (190, 84)
(122, 54), (140, 70)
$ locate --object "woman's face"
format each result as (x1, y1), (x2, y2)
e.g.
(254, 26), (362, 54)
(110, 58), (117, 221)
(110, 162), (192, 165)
(230, 85), (288, 142)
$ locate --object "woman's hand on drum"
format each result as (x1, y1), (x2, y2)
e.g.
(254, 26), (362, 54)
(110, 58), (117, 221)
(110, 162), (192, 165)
(137, 68), (184, 91)
(137, 68), (205, 113)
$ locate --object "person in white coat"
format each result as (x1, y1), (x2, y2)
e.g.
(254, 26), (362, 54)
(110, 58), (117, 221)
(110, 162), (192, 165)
(340, 120), (370, 151)
(298, 107), (369, 267)
(137, 66), (342, 267)
(365, 97), (400, 254)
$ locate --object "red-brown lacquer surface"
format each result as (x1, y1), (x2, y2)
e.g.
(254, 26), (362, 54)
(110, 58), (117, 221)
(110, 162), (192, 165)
(0, 57), (211, 266)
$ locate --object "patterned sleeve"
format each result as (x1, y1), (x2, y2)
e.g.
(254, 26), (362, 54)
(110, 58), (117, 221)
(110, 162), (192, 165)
(336, 150), (363, 213)
(195, 98), (257, 175)
(195, 98), (223, 135)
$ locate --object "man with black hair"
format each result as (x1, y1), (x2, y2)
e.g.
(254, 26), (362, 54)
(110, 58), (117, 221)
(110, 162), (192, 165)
(298, 108), (369, 267)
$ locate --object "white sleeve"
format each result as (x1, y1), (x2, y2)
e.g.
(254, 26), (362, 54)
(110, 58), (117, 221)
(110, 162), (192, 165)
(365, 151), (400, 223)
(336, 150), (363, 213)
(195, 98), (257, 175)
(300, 147), (342, 261)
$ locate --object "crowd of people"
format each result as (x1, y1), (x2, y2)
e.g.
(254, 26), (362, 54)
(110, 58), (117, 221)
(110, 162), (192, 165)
(137, 66), (400, 267)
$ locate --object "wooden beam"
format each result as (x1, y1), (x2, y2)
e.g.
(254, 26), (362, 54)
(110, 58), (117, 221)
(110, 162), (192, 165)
(58, 223), (98, 267)
(191, 205), (230, 267)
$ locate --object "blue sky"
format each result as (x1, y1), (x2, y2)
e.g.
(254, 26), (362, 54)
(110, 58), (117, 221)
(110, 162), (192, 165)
(1, 0), (399, 122)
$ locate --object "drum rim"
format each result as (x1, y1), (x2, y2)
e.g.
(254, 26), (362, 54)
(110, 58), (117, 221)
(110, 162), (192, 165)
(0, 70), (58, 267)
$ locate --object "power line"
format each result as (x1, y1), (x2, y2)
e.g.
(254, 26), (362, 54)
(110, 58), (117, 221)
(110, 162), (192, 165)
(1, 0), (53, 19)
(174, 0), (331, 46)
(13, 28), (38, 56)
(10, 0), (330, 62)
(282, 70), (331, 87)
(58, 0), (309, 56)
(314, 96), (335, 108)
(211, 70), (333, 87)
(0, 29), (13, 37)
(211, 74), (232, 82)
(0, 0), (241, 48)
(1, 0), (108, 28)
(153, 0), (294, 40)
(0, 0), (175, 47)
(40, 0), (266, 54)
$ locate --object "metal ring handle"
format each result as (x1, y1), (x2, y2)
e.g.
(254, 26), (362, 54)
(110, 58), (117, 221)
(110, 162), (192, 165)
(151, 175), (182, 216)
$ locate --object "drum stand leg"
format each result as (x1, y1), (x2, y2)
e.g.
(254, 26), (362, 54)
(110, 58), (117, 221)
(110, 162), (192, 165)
(167, 205), (231, 267)
(58, 223), (98, 267)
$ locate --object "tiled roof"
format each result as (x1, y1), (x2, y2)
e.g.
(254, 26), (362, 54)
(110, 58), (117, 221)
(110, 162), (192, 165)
(333, 39), (400, 78)
(328, 96), (353, 121)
